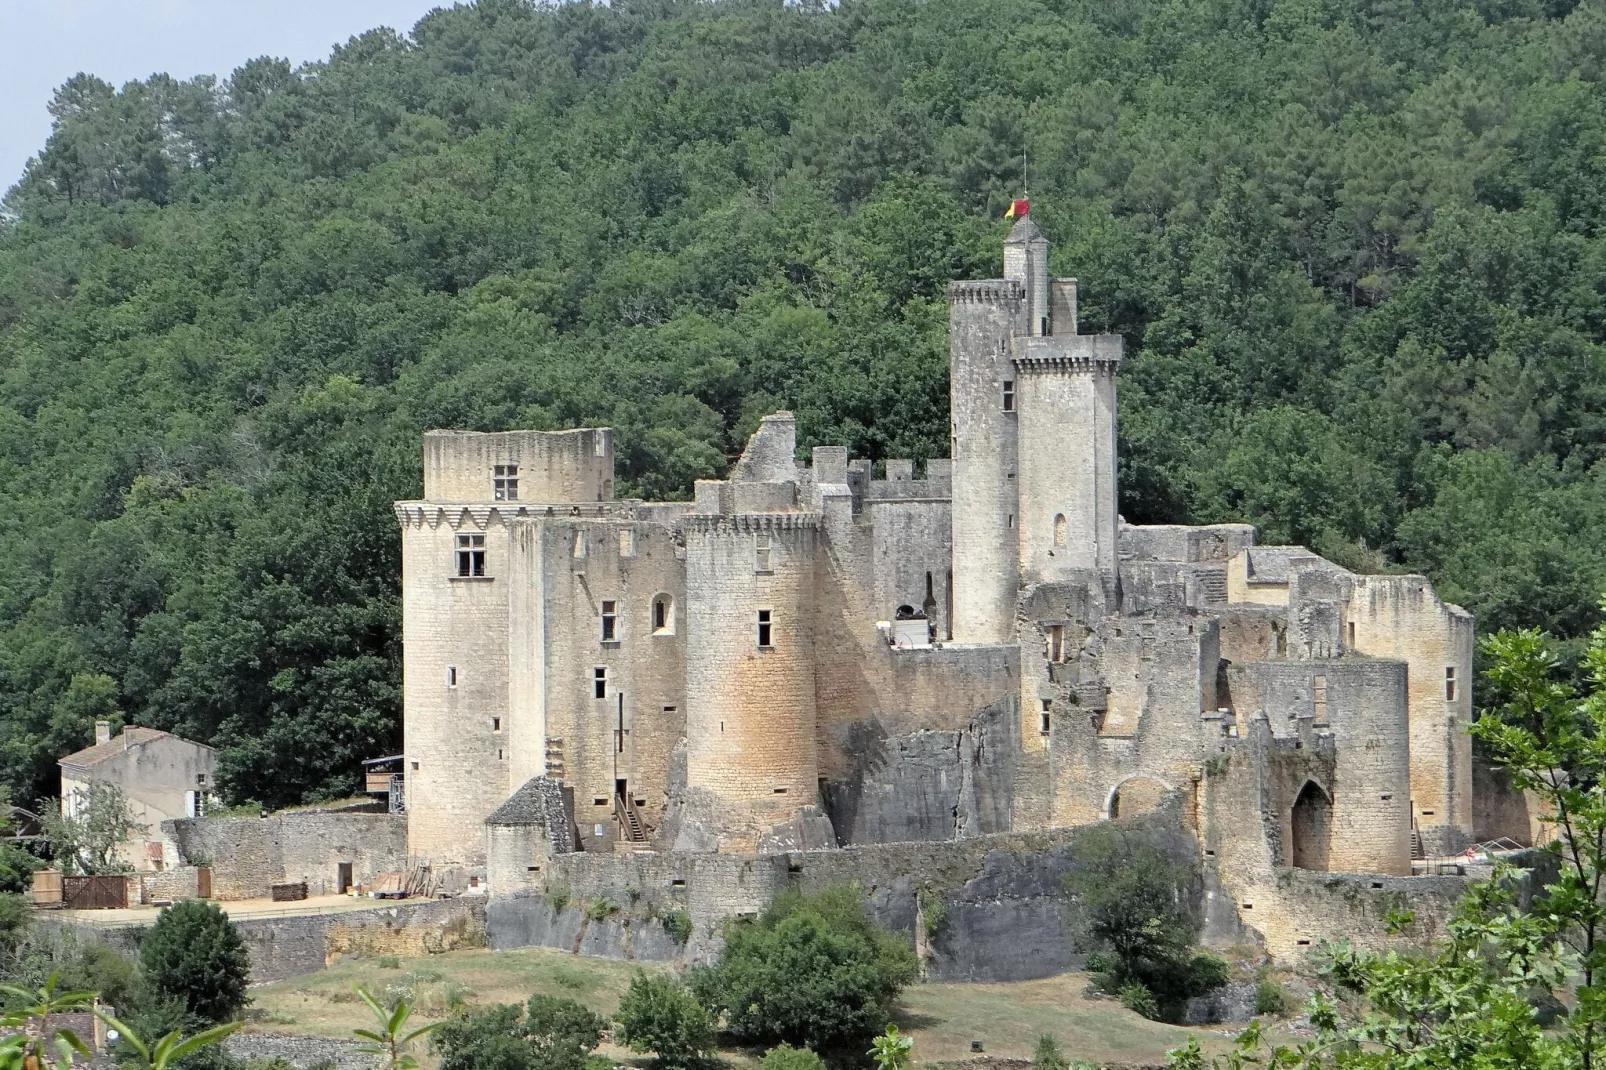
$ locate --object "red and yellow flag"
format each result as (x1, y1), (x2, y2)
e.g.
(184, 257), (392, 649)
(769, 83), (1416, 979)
(1004, 198), (1030, 220)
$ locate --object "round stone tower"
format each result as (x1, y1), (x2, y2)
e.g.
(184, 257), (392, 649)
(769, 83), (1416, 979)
(683, 503), (820, 850)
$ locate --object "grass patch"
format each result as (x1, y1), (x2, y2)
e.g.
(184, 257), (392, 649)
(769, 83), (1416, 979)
(249, 948), (1280, 1065)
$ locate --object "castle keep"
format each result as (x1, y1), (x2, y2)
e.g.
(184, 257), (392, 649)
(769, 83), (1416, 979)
(396, 217), (1476, 944)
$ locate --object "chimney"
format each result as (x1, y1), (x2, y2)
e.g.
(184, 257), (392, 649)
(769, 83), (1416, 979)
(94, 721), (112, 746)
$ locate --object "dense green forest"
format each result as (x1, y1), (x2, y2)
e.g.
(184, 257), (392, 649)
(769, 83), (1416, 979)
(1, 0), (1603, 808)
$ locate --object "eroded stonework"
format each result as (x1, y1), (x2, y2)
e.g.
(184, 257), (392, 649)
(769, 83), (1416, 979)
(397, 218), (1478, 958)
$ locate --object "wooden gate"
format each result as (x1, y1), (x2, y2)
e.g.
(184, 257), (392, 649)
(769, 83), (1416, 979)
(197, 867), (212, 899)
(61, 875), (128, 910)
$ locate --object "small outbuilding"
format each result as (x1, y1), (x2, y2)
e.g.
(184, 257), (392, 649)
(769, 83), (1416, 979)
(58, 721), (216, 872)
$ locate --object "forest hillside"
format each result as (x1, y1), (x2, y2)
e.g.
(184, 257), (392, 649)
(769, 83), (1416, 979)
(2, 0), (1604, 806)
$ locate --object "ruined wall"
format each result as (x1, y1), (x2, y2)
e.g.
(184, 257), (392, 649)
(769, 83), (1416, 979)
(1020, 602), (1219, 833)
(1226, 659), (1412, 875)
(166, 814), (406, 900)
(821, 694), (1018, 845)
(423, 428), (613, 503)
(502, 813), (1199, 981)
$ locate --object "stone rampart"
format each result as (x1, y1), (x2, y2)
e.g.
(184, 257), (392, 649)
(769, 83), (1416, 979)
(165, 813), (406, 899)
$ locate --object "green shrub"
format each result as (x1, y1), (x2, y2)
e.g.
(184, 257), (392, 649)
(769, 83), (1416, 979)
(917, 888), (948, 939)
(140, 899), (250, 1023)
(0, 841), (44, 895)
(376, 955), (400, 969)
(614, 971), (714, 1070)
(1119, 982), (1160, 1020)
(1032, 1034), (1068, 1070)
(584, 897), (619, 921)
(433, 995), (606, 1070)
(693, 884), (917, 1053)
(1063, 828), (1224, 1022)
(659, 908), (693, 945)
(546, 886), (571, 912)
(1256, 980), (1291, 1016)
(762, 1043), (826, 1070)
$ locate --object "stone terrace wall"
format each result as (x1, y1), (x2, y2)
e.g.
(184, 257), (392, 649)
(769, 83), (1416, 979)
(165, 813), (406, 900)
(498, 812), (1198, 981)
(41, 898), (485, 985)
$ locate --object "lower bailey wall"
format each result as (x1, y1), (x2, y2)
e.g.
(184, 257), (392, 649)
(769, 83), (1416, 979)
(165, 813), (407, 899)
(40, 898), (486, 985)
(494, 803), (1478, 973)
(499, 813), (1198, 981)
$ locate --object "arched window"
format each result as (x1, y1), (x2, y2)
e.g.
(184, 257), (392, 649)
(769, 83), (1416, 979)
(1052, 514), (1067, 546)
(651, 595), (675, 635)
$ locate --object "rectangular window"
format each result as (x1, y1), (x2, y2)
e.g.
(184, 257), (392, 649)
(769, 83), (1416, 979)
(1347, 620), (1356, 647)
(1046, 625), (1064, 663)
(601, 600), (617, 642)
(757, 609), (773, 648)
(755, 533), (772, 573)
(1446, 666), (1457, 702)
(594, 666), (607, 699)
(491, 717), (501, 732)
(1002, 380), (1015, 412)
(447, 665), (458, 687)
(1040, 699), (1052, 735)
(493, 464), (519, 501)
(455, 533), (486, 577)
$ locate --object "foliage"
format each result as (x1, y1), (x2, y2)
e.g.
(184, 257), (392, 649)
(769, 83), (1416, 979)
(1169, 610), (1606, 1069)
(1, 0), (1605, 806)
(1032, 1034), (1068, 1070)
(99, 1011), (240, 1070)
(432, 993), (606, 1070)
(763, 1043), (827, 1070)
(868, 1024), (912, 1070)
(0, 841), (43, 895)
(917, 888), (948, 939)
(0, 974), (95, 1069)
(353, 986), (439, 1070)
(1118, 983), (1160, 1022)
(614, 972), (714, 1070)
(1253, 981), (1290, 1018)
(40, 780), (145, 875)
(1063, 828), (1224, 1022)
(139, 900), (249, 1024)
(583, 897), (619, 921)
(658, 907), (692, 945)
(692, 884), (917, 1053)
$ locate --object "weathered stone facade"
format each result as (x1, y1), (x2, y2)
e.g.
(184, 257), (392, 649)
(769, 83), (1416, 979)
(397, 217), (1481, 959)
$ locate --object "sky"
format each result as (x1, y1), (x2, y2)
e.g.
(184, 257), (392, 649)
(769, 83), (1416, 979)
(0, 0), (449, 195)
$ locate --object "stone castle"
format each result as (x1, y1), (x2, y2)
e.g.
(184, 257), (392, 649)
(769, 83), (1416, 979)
(395, 216), (1475, 919)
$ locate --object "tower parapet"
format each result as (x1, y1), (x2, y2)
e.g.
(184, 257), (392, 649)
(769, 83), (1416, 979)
(1014, 333), (1124, 579)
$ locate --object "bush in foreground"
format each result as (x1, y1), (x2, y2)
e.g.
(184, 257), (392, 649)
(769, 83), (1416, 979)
(140, 900), (249, 1024)
(693, 884), (917, 1053)
(615, 972), (714, 1070)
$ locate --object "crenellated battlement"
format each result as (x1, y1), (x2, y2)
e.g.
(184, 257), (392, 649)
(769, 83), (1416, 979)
(1011, 333), (1124, 372)
(947, 279), (1025, 305)
(680, 513), (821, 534)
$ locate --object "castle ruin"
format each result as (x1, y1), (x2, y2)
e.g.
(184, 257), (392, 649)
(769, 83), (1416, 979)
(395, 217), (1476, 953)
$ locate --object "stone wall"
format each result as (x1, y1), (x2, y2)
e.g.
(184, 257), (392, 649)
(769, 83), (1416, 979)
(39, 897), (485, 985)
(166, 813), (406, 900)
(500, 813), (1199, 981)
